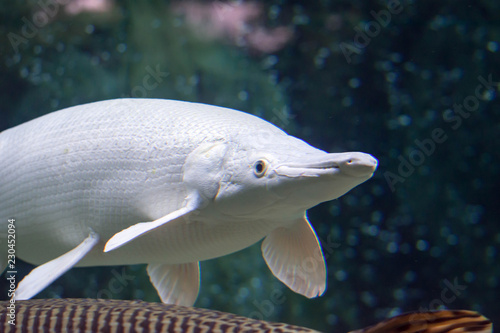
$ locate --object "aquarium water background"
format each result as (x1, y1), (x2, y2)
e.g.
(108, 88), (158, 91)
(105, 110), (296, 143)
(0, 1), (499, 332)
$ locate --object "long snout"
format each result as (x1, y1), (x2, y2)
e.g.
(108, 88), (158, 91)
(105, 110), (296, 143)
(274, 152), (378, 178)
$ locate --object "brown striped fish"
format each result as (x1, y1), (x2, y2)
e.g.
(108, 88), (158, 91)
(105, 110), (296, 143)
(0, 298), (492, 333)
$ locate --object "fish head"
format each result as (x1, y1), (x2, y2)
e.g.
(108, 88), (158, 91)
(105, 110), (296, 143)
(212, 133), (378, 219)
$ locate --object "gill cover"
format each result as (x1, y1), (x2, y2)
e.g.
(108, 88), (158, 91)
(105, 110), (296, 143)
(183, 140), (231, 201)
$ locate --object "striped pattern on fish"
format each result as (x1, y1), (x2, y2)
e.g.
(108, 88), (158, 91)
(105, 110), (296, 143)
(0, 298), (318, 333)
(0, 298), (492, 333)
(350, 308), (492, 333)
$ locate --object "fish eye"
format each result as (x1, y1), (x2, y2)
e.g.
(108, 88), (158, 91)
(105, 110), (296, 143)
(253, 159), (268, 177)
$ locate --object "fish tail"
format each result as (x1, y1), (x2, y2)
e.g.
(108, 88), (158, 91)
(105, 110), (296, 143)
(349, 310), (492, 333)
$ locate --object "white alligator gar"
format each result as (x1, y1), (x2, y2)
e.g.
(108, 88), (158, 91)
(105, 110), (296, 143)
(0, 98), (378, 305)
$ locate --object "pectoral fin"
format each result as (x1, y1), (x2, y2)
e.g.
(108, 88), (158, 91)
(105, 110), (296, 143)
(104, 194), (202, 253)
(147, 262), (200, 306)
(14, 231), (99, 300)
(262, 214), (326, 298)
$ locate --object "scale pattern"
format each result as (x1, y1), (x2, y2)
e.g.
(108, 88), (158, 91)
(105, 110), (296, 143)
(0, 298), (318, 333)
(0, 299), (492, 333)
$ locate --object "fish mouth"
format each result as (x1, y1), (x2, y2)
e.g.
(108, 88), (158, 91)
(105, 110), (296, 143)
(274, 152), (378, 178)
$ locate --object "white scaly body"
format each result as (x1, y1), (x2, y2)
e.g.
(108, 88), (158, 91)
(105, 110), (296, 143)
(1, 99), (293, 265)
(0, 98), (377, 305)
